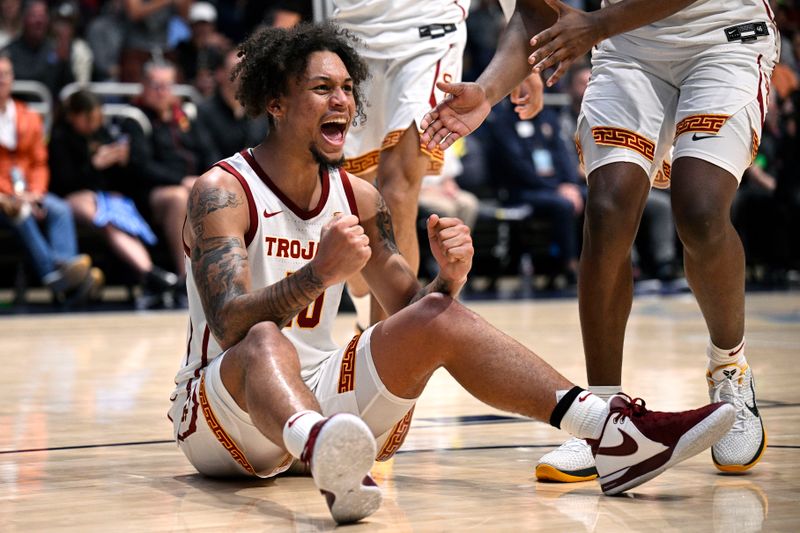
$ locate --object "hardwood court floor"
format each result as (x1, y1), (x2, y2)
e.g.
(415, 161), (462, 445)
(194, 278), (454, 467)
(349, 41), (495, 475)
(1, 291), (798, 532)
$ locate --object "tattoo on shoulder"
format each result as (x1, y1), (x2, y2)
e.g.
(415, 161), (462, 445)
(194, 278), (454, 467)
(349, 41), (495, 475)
(376, 195), (399, 254)
(189, 186), (243, 235)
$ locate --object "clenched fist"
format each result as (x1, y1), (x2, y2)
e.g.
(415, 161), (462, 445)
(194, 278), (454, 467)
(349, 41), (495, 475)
(312, 214), (371, 286)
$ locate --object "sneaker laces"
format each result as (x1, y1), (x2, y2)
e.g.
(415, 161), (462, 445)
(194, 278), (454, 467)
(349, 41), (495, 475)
(609, 394), (649, 423)
(561, 437), (590, 451)
(711, 377), (747, 432)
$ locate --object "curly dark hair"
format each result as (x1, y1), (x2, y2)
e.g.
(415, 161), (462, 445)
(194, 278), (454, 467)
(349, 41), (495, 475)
(233, 22), (370, 126)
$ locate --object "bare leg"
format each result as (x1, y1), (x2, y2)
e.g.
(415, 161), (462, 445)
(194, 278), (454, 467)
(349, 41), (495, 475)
(374, 124), (430, 277)
(579, 163), (651, 385)
(149, 185), (189, 276)
(219, 322), (321, 447)
(671, 157), (744, 347)
(370, 294), (574, 422)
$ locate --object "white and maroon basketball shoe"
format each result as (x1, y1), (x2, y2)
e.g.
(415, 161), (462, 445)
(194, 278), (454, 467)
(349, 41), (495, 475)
(589, 394), (735, 495)
(301, 413), (382, 524)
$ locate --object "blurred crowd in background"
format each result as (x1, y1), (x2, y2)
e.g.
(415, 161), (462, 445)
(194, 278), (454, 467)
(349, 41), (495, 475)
(0, 0), (798, 311)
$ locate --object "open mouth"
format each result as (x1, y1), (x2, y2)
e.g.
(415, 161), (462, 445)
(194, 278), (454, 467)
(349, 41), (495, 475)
(320, 119), (347, 146)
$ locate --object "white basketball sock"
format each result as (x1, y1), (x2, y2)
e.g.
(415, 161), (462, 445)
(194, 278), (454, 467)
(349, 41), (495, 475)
(282, 410), (325, 459)
(552, 387), (609, 440)
(707, 337), (746, 369)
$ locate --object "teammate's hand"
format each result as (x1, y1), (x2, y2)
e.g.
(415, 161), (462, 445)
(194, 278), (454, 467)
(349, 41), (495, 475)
(313, 214), (371, 286)
(510, 72), (545, 120)
(420, 82), (492, 151)
(528, 0), (602, 86)
(427, 214), (473, 286)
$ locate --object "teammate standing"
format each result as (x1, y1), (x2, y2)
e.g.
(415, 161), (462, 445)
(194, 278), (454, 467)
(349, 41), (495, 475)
(330, 0), (470, 325)
(422, 0), (776, 481)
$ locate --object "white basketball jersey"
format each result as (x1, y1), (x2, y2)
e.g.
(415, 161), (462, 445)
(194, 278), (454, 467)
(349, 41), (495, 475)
(602, 0), (776, 54)
(332, 0), (470, 55)
(173, 150), (360, 395)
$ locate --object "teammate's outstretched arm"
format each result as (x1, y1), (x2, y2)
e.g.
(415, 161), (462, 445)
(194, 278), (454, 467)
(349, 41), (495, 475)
(420, 2), (557, 150)
(528, 0), (699, 85)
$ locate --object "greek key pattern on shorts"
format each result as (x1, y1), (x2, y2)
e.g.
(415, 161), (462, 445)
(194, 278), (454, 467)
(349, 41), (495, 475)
(337, 333), (361, 393)
(574, 134), (584, 171)
(343, 149), (381, 175)
(199, 375), (258, 476)
(675, 114), (730, 136)
(592, 127), (655, 162)
(376, 405), (415, 462)
(751, 129), (760, 163)
(653, 160), (671, 190)
(381, 130), (404, 150)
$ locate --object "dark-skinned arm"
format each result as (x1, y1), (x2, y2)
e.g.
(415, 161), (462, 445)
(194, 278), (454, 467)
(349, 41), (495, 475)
(526, 0), (699, 85)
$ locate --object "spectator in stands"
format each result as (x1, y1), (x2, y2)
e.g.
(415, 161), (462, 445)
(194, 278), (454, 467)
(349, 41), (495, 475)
(196, 48), (266, 162)
(86, 0), (127, 80)
(480, 76), (585, 286)
(0, 53), (101, 301)
(51, 1), (94, 85)
(175, 2), (230, 99)
(119, 0), (191, 83)
(48, 89), (180, 303)
(122, 60), (214, 279)
(0, 0), (22, 49)
(4, 0), (75, 98)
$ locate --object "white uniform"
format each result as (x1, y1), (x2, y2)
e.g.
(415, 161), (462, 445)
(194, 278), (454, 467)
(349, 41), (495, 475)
(169, 150), (415, 477)
(576, 0), (779, 186)
(332, 0), (470, 176)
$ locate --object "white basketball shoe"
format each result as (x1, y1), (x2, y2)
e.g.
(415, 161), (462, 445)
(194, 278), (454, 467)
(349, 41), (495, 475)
(535, 437), (598, 482)
(301, 413), (382, 524)
(707, 363), (767, 471)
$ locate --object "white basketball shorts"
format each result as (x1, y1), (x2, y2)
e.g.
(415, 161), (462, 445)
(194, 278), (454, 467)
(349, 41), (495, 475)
(343, 27), (466, 176)
(576, 28), (778, 187)
(172, 325), (416, 478)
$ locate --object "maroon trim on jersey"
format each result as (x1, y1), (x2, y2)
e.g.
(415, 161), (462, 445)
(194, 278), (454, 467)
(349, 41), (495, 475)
(429, 59), (442, 108)
(340, 170), (359, 220)
(216, 160), (258, 247)
(241, 149), (331, 221)
(184, 320), (194, 368)
(201, 326), (211, 371)
(181, 216), (191, 257)
(756, 54), (765, 126)
(454, 0), (467, 22)
(761, 0), (776, 23)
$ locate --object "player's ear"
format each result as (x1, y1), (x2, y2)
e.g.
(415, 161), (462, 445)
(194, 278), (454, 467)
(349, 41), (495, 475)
(267, 97), (283, 120)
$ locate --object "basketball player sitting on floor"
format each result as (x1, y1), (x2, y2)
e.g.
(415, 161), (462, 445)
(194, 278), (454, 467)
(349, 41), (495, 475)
(169, 23), (735, 525)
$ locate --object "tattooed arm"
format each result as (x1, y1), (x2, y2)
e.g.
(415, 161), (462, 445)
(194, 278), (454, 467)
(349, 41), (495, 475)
(186, 169), (330, 349)
(354, 177), (473, 315)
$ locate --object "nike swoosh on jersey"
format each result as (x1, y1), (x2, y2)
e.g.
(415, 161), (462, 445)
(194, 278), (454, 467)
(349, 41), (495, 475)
(263, 209), (283, 218)
(692, 133), (721, 141)
(579, 392), (593, 402)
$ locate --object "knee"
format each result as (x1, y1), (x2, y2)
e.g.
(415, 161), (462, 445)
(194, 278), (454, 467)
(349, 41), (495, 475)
(583, 193), (635, 244)
(240, 322), (294, 366)
(411, 293), (473, 333)
(673, 201), (727, 249)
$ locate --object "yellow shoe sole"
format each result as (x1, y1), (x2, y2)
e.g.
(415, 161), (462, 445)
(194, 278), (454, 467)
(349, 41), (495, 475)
(535, 463), (598, 482)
